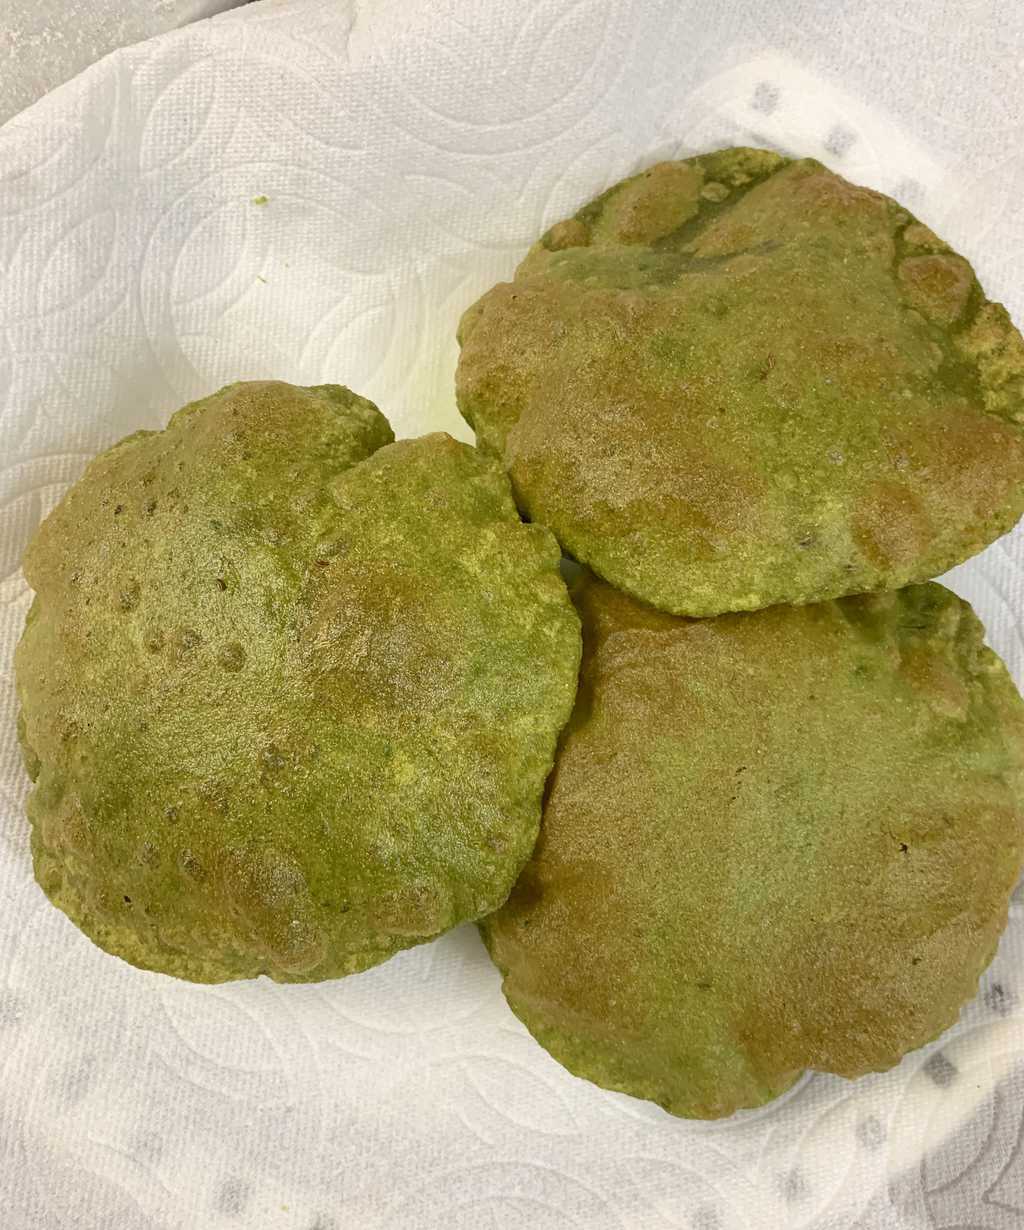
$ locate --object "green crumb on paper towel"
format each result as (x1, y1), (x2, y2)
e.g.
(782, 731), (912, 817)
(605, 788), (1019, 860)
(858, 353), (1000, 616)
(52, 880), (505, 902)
(252, 195), (269, 206)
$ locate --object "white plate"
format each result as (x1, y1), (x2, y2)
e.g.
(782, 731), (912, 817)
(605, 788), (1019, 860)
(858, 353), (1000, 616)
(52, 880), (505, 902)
(1, 2), (1023, 1227)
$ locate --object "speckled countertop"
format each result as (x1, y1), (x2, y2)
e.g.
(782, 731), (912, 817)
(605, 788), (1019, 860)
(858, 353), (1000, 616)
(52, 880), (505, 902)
(0, 0), (249, 126)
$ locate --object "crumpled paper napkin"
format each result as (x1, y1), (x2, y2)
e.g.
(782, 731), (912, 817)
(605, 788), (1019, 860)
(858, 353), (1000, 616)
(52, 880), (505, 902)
(1, 2), (1023, 1227)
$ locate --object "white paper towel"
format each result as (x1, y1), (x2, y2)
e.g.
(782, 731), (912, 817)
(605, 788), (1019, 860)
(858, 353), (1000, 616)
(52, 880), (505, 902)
(1, 1), (1024, 1227)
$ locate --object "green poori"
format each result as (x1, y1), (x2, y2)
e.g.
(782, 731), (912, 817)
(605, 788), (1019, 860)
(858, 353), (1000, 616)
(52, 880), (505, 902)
(16, 380), (581, 983)
(482, 575), (1024, 1118)
(457, 147), (1024, 616)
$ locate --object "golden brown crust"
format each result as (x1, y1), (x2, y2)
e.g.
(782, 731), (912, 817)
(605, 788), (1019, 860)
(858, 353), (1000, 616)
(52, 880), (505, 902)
(482, 578), (1024, 1118)
(457, 149), (1024, 616)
